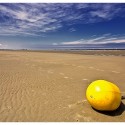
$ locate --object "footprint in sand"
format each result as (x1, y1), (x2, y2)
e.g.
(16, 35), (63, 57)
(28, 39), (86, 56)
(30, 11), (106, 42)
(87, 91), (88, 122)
(89, 67), (104, 72)
(89, 66), (94, 69)
(59, 73), (72, 79)
(64, 76), (69, 79)
(68, 100), (87, 109)
(77, 66), (84, 68)
(111, 71), (120, 74)
(96, 69), (104, 72)
(68, 100), (93, 121)
(82, 78), (89, 81)
(75, 113), (92, 122)
(59, 73), (65, 75)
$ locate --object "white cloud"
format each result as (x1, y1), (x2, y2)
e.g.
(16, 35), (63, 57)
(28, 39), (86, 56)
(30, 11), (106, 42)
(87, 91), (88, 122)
(69, 28), (76, 32)
(0, 4), (61, 36)
(89, 4), (124, 21)
(0, 43), (9, 49)
(61, 41), (83, 45)
(76, 3), (89, 9)
(106, 38), (118, 41)
(90, 11), (109, 19)
(61, 34), (125, 45)
(87, 36), (106, 42)
(0, 3), (125, 36)
(104, 39), (125, 44)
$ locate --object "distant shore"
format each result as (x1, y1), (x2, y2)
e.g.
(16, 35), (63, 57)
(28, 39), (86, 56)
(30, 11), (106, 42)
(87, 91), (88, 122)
(1, 49), (125, 56)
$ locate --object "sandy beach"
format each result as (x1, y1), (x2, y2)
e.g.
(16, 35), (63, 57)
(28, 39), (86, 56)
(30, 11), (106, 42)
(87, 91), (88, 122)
(0, 50), (125, 122)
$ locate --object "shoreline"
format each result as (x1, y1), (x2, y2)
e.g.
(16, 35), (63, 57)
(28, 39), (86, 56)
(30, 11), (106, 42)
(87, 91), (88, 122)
(1, 49), (125, 56)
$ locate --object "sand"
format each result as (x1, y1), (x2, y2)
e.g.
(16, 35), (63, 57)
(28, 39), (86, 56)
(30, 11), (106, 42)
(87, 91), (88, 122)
(0, 50), (125, 122)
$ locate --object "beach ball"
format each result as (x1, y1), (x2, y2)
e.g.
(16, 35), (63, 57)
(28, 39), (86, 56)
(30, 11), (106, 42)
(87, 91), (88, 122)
(86, 80), (121, 111)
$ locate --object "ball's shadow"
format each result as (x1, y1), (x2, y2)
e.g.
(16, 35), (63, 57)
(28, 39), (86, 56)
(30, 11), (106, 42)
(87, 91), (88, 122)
(92, 102), (125, 116)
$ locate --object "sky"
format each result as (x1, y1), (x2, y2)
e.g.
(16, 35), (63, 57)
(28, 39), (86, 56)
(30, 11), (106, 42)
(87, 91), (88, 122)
(0, 3), (125, 49)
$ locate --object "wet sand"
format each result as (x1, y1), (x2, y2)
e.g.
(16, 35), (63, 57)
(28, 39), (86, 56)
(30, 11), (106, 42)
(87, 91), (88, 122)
(0, 50), (125, 122)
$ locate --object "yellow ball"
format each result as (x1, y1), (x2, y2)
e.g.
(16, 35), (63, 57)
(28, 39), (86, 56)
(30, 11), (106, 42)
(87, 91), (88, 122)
(86, 80), (121, 111)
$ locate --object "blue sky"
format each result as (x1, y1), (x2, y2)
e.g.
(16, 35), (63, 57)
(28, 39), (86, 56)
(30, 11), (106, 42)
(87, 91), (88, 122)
(0, 3), (125, 49)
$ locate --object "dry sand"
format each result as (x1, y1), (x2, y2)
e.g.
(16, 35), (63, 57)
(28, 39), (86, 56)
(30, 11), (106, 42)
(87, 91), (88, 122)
(0, 50), (125, 122)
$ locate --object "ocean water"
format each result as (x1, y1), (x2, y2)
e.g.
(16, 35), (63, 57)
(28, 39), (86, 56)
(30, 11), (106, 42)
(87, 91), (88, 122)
(27, 45), (125, 50)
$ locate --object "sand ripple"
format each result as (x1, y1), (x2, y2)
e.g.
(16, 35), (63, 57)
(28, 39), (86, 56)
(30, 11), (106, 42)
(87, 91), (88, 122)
(0, 51), (125, 122)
